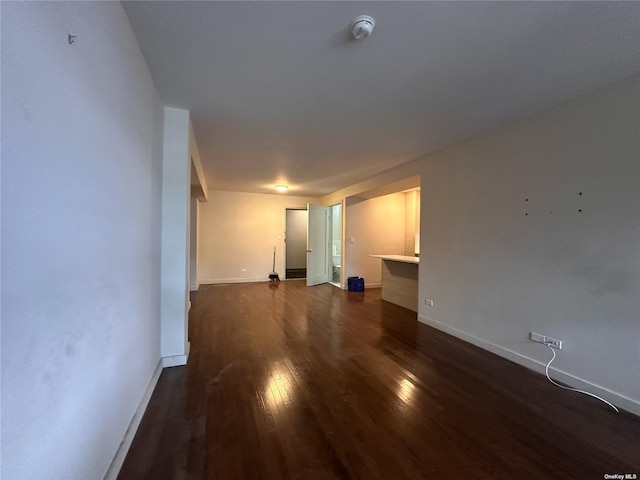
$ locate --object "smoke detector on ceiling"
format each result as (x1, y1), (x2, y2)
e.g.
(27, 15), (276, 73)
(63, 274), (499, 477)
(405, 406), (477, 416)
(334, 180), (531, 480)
(351, 15), (375, 40)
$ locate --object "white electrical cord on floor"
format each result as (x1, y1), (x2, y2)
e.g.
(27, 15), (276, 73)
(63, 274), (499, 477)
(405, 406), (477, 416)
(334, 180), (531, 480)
(544, 343), (619, 413)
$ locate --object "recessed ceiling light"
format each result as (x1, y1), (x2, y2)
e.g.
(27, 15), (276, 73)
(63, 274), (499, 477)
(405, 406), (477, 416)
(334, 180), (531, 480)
(275, 185), (288, 192)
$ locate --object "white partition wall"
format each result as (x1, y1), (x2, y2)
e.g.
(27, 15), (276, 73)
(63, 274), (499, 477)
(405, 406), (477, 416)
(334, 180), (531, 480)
(161, 107), (191, 366)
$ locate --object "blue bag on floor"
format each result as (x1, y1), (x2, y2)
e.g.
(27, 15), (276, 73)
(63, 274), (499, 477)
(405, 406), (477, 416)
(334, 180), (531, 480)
(347, 276), (365, 292)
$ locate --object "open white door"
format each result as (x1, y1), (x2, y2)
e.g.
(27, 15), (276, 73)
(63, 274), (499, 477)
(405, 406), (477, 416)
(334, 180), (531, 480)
(306, 203), (330, 286)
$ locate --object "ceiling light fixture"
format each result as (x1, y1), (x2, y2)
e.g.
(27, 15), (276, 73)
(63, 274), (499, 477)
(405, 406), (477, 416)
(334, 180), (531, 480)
(275, 185), (288, 192)
(351, 15), (375, 40)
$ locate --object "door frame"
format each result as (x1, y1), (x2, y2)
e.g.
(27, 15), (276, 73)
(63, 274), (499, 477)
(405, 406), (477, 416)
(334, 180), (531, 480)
(284, 207), (308, 280)
(329, 202), (343, 288)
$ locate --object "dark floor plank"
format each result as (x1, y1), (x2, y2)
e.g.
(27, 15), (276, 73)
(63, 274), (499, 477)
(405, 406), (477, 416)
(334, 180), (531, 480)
(119, 280), (640, 480)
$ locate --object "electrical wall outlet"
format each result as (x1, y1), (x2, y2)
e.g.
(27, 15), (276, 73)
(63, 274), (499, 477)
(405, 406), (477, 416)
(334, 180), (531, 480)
(530, 331), (562, 349)
(424, 299), (434, 307)
(545, 336), (562, 349)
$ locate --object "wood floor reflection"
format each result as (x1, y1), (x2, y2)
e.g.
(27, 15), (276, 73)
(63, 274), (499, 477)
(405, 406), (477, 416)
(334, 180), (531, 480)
(118, 280), (640, 479)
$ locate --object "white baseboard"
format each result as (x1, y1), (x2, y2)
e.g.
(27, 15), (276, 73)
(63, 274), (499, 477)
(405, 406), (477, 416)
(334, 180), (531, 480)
(200, 277), (271, 285)
(418, 314), (640, 417)
(162, 344), (190, 368)
(103, 359), (163, 480)
(200, 278), (369, 287)
(162, 355), (187, 367)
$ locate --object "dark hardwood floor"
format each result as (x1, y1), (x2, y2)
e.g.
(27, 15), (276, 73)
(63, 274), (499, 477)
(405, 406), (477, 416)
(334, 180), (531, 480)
(118, 281), (640, 480)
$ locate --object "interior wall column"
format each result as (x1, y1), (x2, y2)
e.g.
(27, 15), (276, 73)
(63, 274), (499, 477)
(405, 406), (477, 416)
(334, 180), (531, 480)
(161, 107), (190, 366)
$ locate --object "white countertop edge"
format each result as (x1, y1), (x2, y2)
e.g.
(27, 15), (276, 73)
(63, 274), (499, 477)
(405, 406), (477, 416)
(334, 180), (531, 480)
(370, 254), (419, 264)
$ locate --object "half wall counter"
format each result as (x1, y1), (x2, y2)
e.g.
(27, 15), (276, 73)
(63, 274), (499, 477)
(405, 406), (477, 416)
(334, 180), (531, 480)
(370, 255), (419, 312)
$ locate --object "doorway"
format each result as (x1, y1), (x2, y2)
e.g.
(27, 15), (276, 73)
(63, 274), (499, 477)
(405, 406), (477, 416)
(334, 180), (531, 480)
(286, 204), (342, 287)
(330, 203), (342, 287)
(285, 208), (307, 279)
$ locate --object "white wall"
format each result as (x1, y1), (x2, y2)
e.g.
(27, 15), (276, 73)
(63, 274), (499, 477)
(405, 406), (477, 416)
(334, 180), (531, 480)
(189, 123), (206, 291)
(190, 197), (199, 291)
(199, 191), (316, 283)
(414, 189), (421, 255)
(418, 74), (640, 414)
(344, 193), (407, 287)
(160, 108), (191, 365)
(404, 190), (421, 256)
(189, 123), (208, 201)
(1, 2), (164, 479)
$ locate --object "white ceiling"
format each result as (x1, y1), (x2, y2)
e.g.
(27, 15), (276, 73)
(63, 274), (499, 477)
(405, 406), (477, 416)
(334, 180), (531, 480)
(123, 1), (640, 197)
